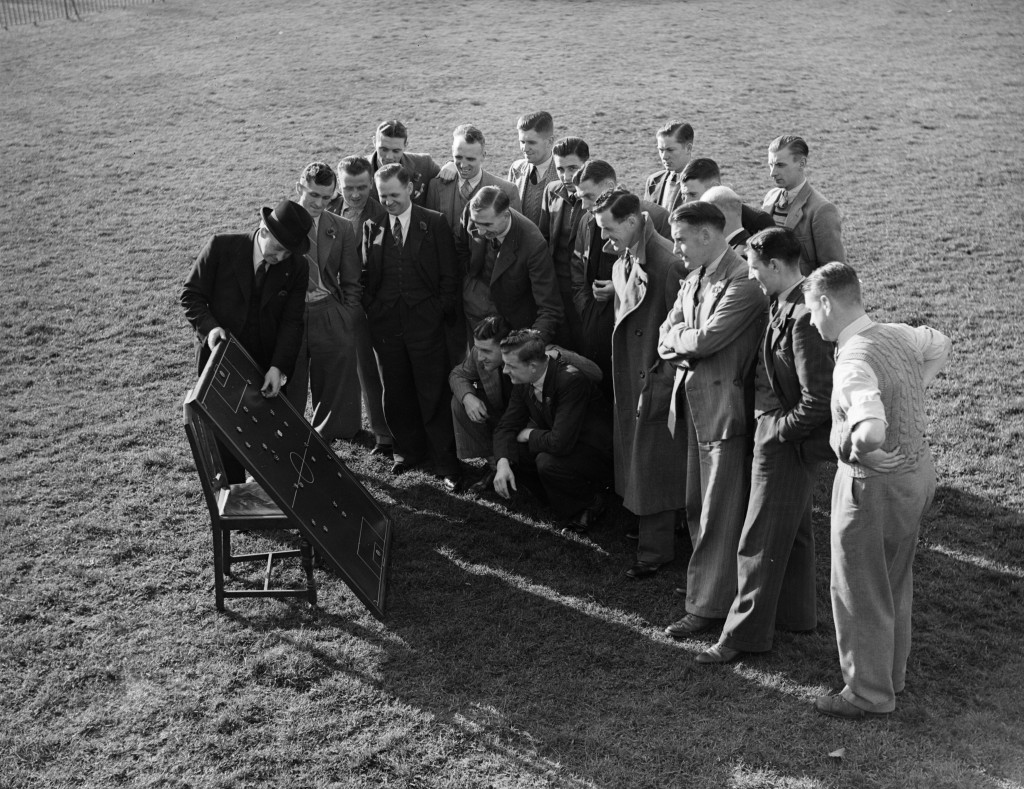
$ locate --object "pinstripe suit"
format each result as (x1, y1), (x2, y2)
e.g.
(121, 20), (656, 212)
(720, 284), (835, 652)
(658, 247), (767, 618)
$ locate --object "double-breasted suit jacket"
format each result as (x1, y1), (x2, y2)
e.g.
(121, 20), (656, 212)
(369, 151), (442, 206)
(457, 208), (563, 343)
(610, 216), (688, 516)
(762, 183), (846, 274)
(426, 170), (521, 239)
(181, 231), (308, 378)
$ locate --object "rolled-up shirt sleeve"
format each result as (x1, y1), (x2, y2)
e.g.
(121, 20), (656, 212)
(834, 358), (887, 430)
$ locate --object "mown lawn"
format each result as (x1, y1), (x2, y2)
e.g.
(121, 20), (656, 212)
(1, 1), (1022, 787)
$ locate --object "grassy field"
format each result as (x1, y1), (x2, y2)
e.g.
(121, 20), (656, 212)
(2, 0), (1023, 787)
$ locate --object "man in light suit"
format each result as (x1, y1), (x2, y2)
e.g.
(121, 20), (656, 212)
(678, 158), (775, 238)
(644, 122), (694, 214)
(762, 135), (846, 275)
(285, 162), (365, 443)
(426, 124), (520, 241)
(181, 198), (311, 481)
(368, 119), (443, 207)
(326, 155), (394, 455)
(570, 159), (671, 396)
(593, 189), (688, 578)
(658, 202), (767, 637)
(508, 111), (557, 226)
(696, 227), (835, 664)
(492, 329), (613, 530)
(457, 186), (563, 344)
(803, 263), (950, 720)
(538, 136), (591, 350)
(363, 164), (461, 489)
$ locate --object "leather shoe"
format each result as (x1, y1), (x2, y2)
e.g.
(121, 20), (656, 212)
(672, 587), (686, 598)
(390, 460), (412, 475)
(625, 561), (661, 579)
(664, 613), (721, 638)
(814, 694), (891, 720)
(695, 643), (742, 664)
(468, 469), (496, 496)
(441, 474), (464, 493)
(371, 442), (394, 457)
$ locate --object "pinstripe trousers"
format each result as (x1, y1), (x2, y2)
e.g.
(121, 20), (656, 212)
(831, 449), (936, 713)
(683, 406), (753, 619)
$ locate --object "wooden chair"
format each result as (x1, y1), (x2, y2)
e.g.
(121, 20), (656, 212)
(184, 403), (316, 611)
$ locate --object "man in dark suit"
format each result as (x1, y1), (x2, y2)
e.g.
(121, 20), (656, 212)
(678, 157), (775, 238)
(285, 162), (365, 443)
(492, 329), (613, 530)
(658, 202), (767, 637)
(593, 189), (688, 577)
(426, 124), (520, 241)
(538, 136), (590, 350)
(458, 186), (563, 344)
(644, 122), (694, 214)
(507, 111), (557, 226)
(570, 159), (671, 397)
(762, 135), (846, 275)
(181, 198), (311, 480)
(696, 227), (835, 664)
(363, 164), (461, 488)
(368, 119), (443, 206)
(326, 155), (394, 455)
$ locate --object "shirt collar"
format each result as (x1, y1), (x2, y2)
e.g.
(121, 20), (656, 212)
(837, 314), (874, 349)
(776, 276), (805, 305)
(495, 213), (514, 245)
(252, 233), (263, 272)
(390, 204), (413, 234)
(459, 171), (483, 191)
(704, 248), (729, 278)
(786, 180), (807, 200)
(532, 360), (549, 396)
(531, 156), (552, 178)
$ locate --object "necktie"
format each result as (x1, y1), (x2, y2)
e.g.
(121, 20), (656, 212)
(306, 226), (319, 291)
(692, 265), (706, 314)
(567, 192), (578, 207)
(533, 384), (544, 403)
(460, 180), (473, 200)
(528, 165), (538, 185)
(392, 216), (403, 249)
(623, 250), (634, 281)
(777, 191), (790, 211)
(254, 260), (268, 292)
(489, 237), (501, 252)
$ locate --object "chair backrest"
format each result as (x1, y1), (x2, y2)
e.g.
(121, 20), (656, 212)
(183, 401), (229, 518)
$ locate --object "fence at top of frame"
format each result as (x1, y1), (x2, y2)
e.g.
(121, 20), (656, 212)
(1, 0), (165, 29)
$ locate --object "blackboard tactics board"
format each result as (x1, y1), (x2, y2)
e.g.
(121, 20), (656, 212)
(184, 335), (393, 619)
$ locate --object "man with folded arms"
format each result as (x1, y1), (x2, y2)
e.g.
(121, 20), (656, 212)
(695, 227), (834, 664)
(803, 262), (950, 720)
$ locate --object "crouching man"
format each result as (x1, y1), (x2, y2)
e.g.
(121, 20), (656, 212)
(491, 329), (613, 531)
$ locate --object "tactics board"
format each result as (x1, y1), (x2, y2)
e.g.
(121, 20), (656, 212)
(184, 336), (393, 619)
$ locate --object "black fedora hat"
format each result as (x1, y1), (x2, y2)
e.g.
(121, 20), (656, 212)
(261, 199), (313, 256)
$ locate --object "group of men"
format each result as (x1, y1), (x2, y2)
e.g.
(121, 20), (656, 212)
(181, 113), (951, 722)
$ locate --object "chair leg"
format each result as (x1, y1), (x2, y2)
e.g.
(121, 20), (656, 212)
(212, 522), (226, 612)
(299, 538), (317, 608)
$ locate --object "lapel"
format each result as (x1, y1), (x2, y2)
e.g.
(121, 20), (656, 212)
(613, 219), (655, 327)
(680, 267), (702, 327)
(513, 161), (529, 201)
(537, 357), (559, 424)
(260, 255), (294, 307)
(238, 231), (258, 306)
(490, 215), (520, 282)
(785, 184), (812, 229)
(317, 215), (335, 281)
(362, 216), (386, 280)
(404, 205), (427, 264)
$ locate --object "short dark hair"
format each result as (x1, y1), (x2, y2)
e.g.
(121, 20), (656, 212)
(337, 155), (374, 178)
(374, 163), (411, 185)
(594, 187), (640, 221)
(500, 328), (547, 363)
(300, 162), (337, 189)
(670, 201), (726, 232)
(680, 157), (720, 184)
(376, 119), (409, 141)
(575, 158), (616, 186)
(657, 122), (694, 145)
(473, 314), (511, 343)
(469, 185), (510, 214)
(517, 111), (554, 135)
(454, 124), (486, 146)
(748, 227), (802, 268)
(803, 262), (862, 305)
(553, 136), (589, 160)
(769, 135), (809, 158)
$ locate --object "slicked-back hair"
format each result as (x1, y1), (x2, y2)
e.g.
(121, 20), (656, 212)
(454, 124), (486, 146)
(470, 185), (511, 214)
(670, 201), (726, 233)
(499, 328), (547, 363)
(803, 262), (863, 305)
(575, 158), (616, 186)
(657, 122), (694, 145)
(300, 162), (337, 189)
(553, 136), (590, 160)
(338, 155), (374, 178)
(769, 134), (810, 158)
(594, 187), (640, 221)
(473, 314), (512, 343)
(681, 157), (720, 184)
(376, 119), (409, 141)
(374, 163), (411, 185)
(517, 111), (554, 135)
(748, 227), (802, 268)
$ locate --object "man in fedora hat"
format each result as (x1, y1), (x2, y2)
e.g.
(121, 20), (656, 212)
(182, 197), (312, 401)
